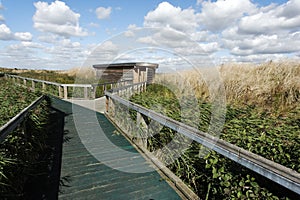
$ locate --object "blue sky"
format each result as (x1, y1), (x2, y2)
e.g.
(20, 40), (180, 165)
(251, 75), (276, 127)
(0, 0), (299, 70)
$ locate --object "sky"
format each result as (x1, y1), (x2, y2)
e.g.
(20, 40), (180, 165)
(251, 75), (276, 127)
(0, 0), (299, 70)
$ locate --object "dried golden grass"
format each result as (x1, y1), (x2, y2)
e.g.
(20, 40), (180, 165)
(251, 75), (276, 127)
(60, 66), (97, 83)
(155, 61), (300, 109)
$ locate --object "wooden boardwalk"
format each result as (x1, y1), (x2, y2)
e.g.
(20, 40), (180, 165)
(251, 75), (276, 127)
(51, 97), (182, 200)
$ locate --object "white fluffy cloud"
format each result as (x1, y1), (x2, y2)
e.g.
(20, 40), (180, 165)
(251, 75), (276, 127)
(0, 38), (88, 69)
(220, 0), (300, 59)
(198, 0), (256, 32)
(136, 0), (300, 64)
(33, 1), (88, 37)
(238, 0), (300, 34)
(0, 24), (12, 40)
(95, 7), (112, 19)
(14, 32), (33, 41)
(144, 2), (198, 33)
(0, 24), (32, 41)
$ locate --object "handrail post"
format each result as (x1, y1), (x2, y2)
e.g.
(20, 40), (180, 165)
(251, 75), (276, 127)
(105, 95), (109, 113)
(63, 86), (68, 99)
(31, 80), (35, 91)
(42, 82), (46, 91)
(58, 85), (63, 98)
(92, 86), (96, 99)
(84, 86), (88, 99)
(136, 112), (148, 148)
(23, 78), (27, 86)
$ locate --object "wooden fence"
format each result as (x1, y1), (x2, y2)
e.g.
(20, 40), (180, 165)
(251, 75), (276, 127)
(104, 90), (300, 195)
(5, 74), (131, 99)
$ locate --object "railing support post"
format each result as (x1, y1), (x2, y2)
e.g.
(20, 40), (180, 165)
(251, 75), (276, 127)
(31, 80), (35, 91)
(105, 95), (109, 113)
(42, 82), (46, 91)
(136, 113), (148, 148)
(84, 87), (88, 99)
(92, 86), (96, 99)
(58, 86), (63, 98)
(63, 86), (68, 99)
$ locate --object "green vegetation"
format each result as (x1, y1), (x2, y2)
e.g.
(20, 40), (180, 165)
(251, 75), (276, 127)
(0, 78), (54, 199)
(0, 68), (75, 84)
(0, 79), (41, 126)
(130, 84), (300, 199)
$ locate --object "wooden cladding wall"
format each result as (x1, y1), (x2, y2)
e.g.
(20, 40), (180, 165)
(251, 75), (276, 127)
(147, 68), (155, 83)
(96, 68), (133, 82)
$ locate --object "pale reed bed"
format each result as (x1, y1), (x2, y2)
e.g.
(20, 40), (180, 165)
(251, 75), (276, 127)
(155, 61), (300, 110)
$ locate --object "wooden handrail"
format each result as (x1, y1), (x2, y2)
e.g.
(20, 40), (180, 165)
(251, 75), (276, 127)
(107, 81), (147, 92)
(0, 95), (46, 142)
(105, 91), (300, 195)
(5, 74), (61, 86)
(5, 74), (132, 99)
(91, 80), (131, 87)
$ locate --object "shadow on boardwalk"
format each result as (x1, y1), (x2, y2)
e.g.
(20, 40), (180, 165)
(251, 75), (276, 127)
(23, 103), (65, 200)
(49, 97), (182, 200)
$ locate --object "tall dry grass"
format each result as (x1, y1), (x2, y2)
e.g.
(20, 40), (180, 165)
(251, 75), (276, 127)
(59, 66), (97, 83)
(155, 61), (300, 110)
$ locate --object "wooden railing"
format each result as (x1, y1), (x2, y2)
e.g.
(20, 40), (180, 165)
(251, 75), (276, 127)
(106, 81), (147, 99)
(0, 95), (46, 142)
(5, 74), (131, 99)
(104, 90), (300, 195)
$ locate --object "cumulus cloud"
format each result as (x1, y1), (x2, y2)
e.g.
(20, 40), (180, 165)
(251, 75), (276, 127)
(124, 24), (136, 37)
(0, 24), (32, 41)
(33, 0), (88, 37)
(138, 2), (220, 59)
(220, 0), (300, 59)
(14, 32), (33, 41)
(137, 0), (300, 64)
(95, 7), (112, 19)
(198, 0), (257, 32)
(144, 2), (198, 33)
(238, 0), (300, 34)
(0, 24), (12, 40)
(0, 37), (88, 69)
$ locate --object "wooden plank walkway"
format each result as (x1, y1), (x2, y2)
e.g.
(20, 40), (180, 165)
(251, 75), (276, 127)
(64, 97), (106, 113)
(51, 97), (182, 200)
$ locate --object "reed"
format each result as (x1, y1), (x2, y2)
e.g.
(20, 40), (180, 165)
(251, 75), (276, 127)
(155, 61), (300, 111)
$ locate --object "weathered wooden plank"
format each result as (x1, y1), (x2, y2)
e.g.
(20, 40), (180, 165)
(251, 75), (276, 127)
(50, 97), (183, 200)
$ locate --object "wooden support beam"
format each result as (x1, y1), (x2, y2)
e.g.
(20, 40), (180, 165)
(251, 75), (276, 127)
(84, 87), (88, 99)
(63, 86), (68, 99)
(105, 96), (109, 113)
(58, 86), (63, 98)
(91, 86), (96, 99)
(31, 80), (35, 91)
